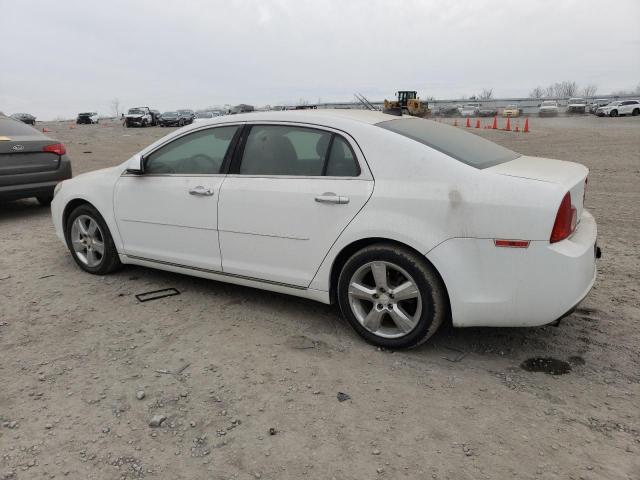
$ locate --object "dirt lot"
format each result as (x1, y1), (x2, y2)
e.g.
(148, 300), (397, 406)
(1, 115), (639, 480)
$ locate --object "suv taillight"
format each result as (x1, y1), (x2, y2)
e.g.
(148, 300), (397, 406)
(550, 192), (577, 243)
(43, 143), (66, 156)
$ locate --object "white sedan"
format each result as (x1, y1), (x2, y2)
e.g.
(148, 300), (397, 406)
(51, 110), (598, 348)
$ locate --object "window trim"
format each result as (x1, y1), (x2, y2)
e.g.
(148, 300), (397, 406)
(135, 123), (244, 177)
(228, 123), (362, 178)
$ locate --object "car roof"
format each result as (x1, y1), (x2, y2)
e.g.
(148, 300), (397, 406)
(190, 109), (397, 128)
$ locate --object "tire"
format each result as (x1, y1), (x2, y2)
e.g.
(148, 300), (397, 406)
(610, 110), (618, 117)
(37, 195), (53, 206)
(337, 243), (448, 349)
(65, 204), (121, 275)
(632, 109), (639, 116)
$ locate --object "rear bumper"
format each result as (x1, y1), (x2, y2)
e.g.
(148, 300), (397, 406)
(0, 158), (72, 201)
(427, 210), (598, 327)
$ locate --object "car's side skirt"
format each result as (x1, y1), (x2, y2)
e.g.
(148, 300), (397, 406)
(119, 254), (331, 304)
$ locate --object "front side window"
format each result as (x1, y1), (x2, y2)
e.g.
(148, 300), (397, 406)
(145, 125), (239, 175)
(238, 125), (360, 177)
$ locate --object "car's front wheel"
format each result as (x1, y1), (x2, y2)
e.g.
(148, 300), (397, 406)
(337, 243), (448, 349)
(632, 109), (639, 116)
(65, 204), (121, 275)
(610, 110), (618, 117)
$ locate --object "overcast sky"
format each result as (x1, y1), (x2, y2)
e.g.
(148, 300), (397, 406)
(1, 0), (639, 120)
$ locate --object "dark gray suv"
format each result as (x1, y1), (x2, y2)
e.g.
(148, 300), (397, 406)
(0, 115), (72, 205)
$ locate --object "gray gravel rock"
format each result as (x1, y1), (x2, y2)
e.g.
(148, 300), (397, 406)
(149, 415), (166, 428)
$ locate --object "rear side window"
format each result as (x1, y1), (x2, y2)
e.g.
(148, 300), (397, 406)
(238, 125), (360, 177)
(325, 136), (360, 176)
(377, 118), (520, 169)
(145, 125), (239, 175)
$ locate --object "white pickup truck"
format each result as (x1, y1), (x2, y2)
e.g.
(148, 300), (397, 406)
(125, 107), (155, 128)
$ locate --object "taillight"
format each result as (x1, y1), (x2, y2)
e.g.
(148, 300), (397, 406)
(550, 192), (577, 243)
(43, 143), (66, 156)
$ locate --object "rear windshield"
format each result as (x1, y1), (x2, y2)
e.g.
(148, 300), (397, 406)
(377, 118), (520, 169)
(0, 116), (40, 136)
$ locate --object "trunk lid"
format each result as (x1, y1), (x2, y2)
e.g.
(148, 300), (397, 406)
(487, 155), (588, 217)
(0, 134), (62, 175)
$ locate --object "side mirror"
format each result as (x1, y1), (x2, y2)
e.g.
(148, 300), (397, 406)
(125, 154), (144, 175)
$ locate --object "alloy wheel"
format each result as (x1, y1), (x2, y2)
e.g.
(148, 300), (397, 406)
(347, 261), (423, 339)
(70, 215), (105, 267)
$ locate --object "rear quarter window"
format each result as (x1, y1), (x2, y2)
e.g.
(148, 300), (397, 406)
(377, 118), (520, 169)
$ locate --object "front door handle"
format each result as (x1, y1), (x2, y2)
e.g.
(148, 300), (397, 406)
(315, 193), (350, 205)
(189, 186), (214, 196)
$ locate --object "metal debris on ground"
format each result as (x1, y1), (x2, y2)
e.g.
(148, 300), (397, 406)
(38, 274), (55, 279)
(336, 392), (351, 402)
(154, 362), (191, 375)
(268, 427), (277, 436)
(135, 287), (180, 302)
(443, 346), (468, 363)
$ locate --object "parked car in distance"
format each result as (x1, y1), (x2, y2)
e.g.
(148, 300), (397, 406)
(502, 105), (520, 117)
(538, 100), (559, 117)
(158, 111), (185, 127)
(596, 100), (640, 117)
(76, 112), (99, 124)
(588, 99), (610, 114)
(478, 107), (498, 117)
(566, 98), (587, 114)
(11, 113), (36, 125)
(51, 110), (598, 349)
(193, 111), (215, 123)
(459, 104), (480, 117)
(230, 104), (254, 114)
(125, 107), (154, 128)
(177, 109), (195, 124)
(1, 114), (71, 205)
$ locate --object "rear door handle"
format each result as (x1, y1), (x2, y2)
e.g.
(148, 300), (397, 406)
(189, 186), (214, 196)
(315, 193), (349, 205)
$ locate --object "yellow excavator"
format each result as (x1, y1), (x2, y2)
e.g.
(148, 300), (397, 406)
(383, 91), (431, 117)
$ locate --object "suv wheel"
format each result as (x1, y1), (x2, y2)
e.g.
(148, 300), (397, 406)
(65, 204), (121, 275)
(610, 110), (618, 117)
(337, 243), (448, 349)
(632, 109), (639, 116)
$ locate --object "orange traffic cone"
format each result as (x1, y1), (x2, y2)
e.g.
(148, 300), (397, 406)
(492, 116), (498, 130)
(523, 118), (530, 133)
(475, 119), (481, 129)
(465, 118), (470, 128)
(504, 117), (511, 131)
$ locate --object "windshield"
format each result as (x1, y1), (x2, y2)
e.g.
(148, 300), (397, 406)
(541, 101), (556, 106)
(178, 110), (191, 114)
(377, 118), (520, 169)
(196, 112), (213, 118)
(162, 111), (178, 116)
(79, 112), (94, 116)
(128, 109), (144, 114)
(608, 101), (622, 106)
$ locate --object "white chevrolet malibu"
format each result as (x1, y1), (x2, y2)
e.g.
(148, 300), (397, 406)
(51, 110), (598, 348)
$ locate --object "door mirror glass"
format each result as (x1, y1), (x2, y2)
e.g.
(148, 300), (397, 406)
(125, 154), (144, 174)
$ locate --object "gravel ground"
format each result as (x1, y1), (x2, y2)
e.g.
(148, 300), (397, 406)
(1, 115), (638, 479)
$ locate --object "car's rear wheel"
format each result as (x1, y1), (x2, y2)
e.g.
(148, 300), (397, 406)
(65, 204), (121, 275)
(337, 243), (448, 349)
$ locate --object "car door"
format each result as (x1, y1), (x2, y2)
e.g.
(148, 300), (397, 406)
(114, 124), (241, 271)
(217, 123), (374, 287)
